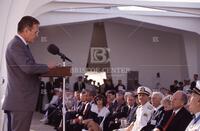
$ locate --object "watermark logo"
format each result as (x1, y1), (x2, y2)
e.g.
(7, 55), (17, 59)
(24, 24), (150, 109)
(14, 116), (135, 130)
(152, 36), (159, 43)
(90, 47), (110, 63)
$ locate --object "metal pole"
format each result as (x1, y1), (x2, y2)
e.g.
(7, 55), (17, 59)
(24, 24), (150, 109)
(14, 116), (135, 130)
(62, 60), (66, 131)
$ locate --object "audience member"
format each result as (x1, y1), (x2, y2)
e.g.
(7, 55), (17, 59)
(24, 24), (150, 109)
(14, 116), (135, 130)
(126, 86), (154, 131)
(154, 91), (192, 131)
(46, 77), (55, 102)
(183, 79), (191, 93)
(191, 74), (198, 90)
(161, 95), (172, 111)
(169, 80), (179, 93)
(141, 92), (165, 131)
(115, 80), (126, 92)
(186, 80), (200, 131)
(73, 76), (85, 91)
(126, 93), (138, 125)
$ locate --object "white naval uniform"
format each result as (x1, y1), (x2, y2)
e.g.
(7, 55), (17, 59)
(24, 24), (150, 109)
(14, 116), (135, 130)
(185, 112), (200, 131)
(131, 101), (154, 131)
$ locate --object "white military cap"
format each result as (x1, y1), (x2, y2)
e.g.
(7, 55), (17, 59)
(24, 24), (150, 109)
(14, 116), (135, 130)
(137, 86), (152, 96)
(193, 80), (200, 95)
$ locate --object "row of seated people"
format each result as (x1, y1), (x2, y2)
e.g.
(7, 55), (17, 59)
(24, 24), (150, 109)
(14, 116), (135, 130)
(40, 82), (200, 131)
(38, 73), (197, 114)
(40, 89), (138, 131)
(36, 76), (129, 113)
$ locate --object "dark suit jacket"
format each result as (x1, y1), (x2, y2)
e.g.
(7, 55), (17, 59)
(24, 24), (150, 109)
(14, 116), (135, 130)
(156, 107), (192, 131)
(108, 100), (118, 113)
(110, 102), (129, 119)
(46, 81), (54, 102)
(2, 35), (48, 111)
(127, 105), (137, 124)
(73, 82), (85, 91)
(141, 106), (165, 131)
(104, 102), (128, 130)
(170, 85), (178, 93)
(65, 101), (86, 121)
(190, 81), (196, 90)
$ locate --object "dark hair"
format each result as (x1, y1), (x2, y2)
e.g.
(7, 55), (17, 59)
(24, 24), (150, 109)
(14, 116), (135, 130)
(107, 90), (116, 96)
(18, 16), (40, 33)
(87, 90), (96, 97)
(81, 90), (87, 95)
(94, 95), (107, 106)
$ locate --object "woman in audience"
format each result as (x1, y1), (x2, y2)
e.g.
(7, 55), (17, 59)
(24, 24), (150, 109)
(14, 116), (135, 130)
(161, 95), (172, 111)
(89, 95), (110, 129)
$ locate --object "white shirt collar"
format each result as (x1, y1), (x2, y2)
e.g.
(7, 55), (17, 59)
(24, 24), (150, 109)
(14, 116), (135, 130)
(128, 105), (134, 109)
(174, 107), (182, 114)
(195, 112), (200, 118)
(112, 99), (116, 104)
(155, 105), (162, 111)
(16, 34), (28, 46)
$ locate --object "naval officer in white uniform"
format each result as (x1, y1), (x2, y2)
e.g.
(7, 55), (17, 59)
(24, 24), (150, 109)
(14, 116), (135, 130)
(186, 80), (200, 131)
(125, 86), (154, 131)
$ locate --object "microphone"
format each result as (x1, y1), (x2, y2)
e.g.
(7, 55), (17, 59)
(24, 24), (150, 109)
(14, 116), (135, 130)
(47, 44), (59, 55)
(47, 44), (72, 62)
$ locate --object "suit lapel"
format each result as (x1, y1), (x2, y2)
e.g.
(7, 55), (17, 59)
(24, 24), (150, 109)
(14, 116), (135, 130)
(154, 106), (164, 119)
(15, 36), (36, 63)
(168, 107), (184, 128)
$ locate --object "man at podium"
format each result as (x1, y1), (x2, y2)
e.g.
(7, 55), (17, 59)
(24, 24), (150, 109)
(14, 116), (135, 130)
(2, 16), (54, 131)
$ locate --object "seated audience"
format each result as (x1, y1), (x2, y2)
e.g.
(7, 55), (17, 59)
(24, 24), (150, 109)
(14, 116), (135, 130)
(154, 91), (193, 131)
(38, 76), (200, 131)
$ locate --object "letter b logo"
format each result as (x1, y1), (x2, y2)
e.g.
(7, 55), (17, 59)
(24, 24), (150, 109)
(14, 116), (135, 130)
(90, 47), (110, 63)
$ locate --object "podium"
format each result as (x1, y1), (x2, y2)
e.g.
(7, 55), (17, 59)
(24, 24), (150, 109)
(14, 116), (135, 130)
(41, 66), (72, 131)
(41, 66), (72, 77)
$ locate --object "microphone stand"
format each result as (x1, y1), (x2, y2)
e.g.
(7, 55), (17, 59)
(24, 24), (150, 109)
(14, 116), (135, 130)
(61, 55), (66, 131)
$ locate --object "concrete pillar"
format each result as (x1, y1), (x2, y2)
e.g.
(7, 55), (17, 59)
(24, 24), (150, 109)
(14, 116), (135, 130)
(182, 32), (200, 79)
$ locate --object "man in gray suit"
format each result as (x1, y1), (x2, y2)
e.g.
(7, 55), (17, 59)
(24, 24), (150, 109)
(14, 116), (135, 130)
(2, 16), (53, 131)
